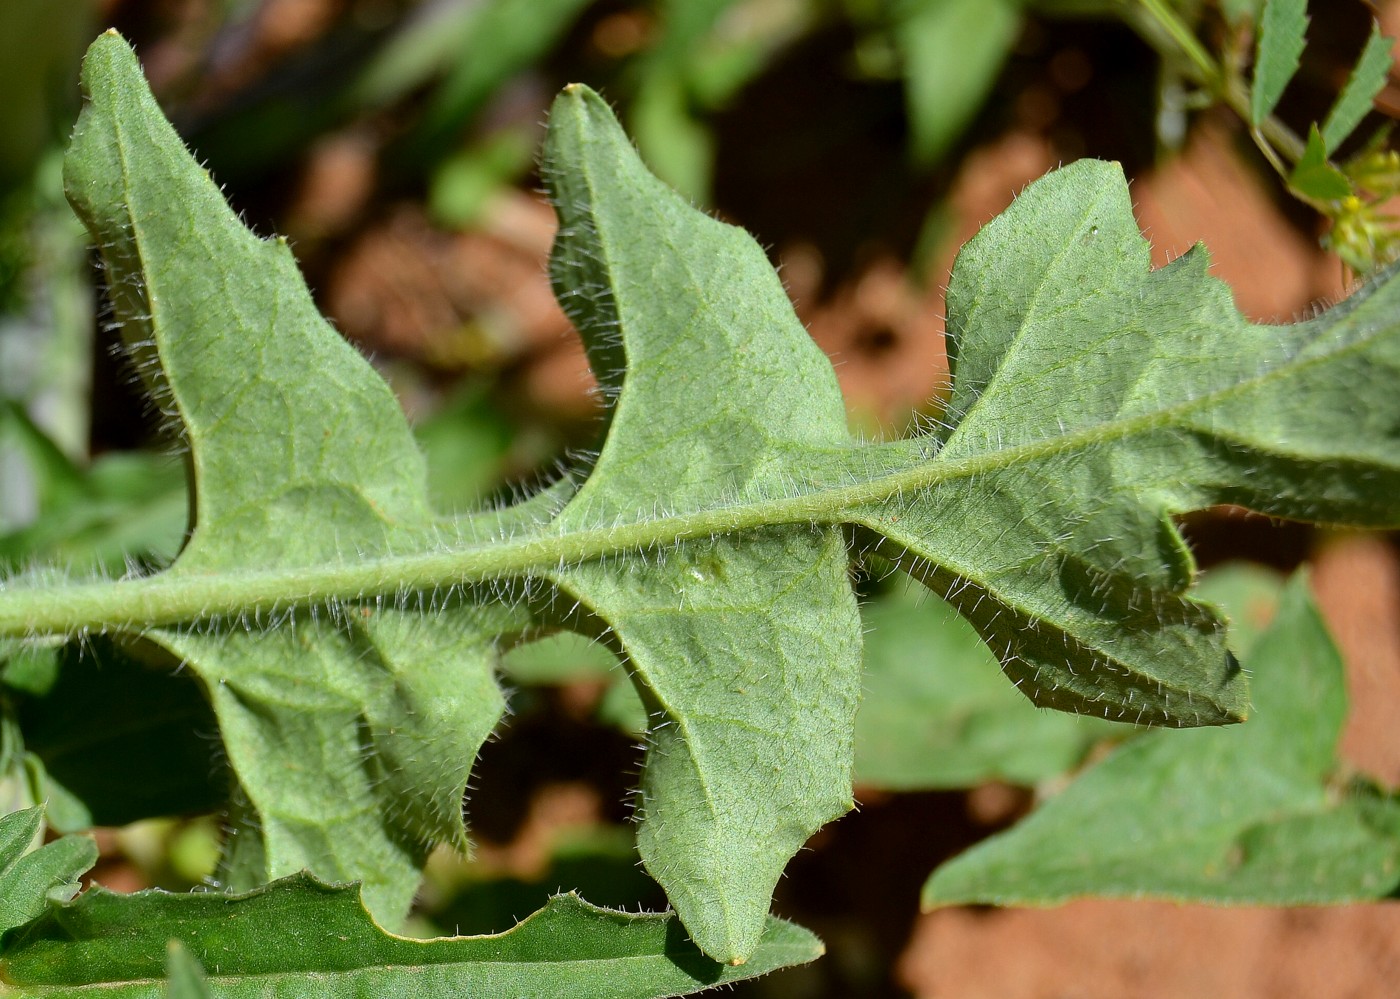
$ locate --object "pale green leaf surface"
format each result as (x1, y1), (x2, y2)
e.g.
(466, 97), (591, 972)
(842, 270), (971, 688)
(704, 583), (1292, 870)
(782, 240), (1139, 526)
(0, 807), (97, 936)
(854, 583), (1129, 790)
(12, 29), (1400, 970)
(542, 85), (862, 963)
(1320, 22), (1394, 153)
(894, 0), (1022, 165)
(61, 33), (520, 928)
(157, 606), (511, 921)
(923, 572), (1400, 907)
(0, 876), (821, 997)
(852, 158), (1400, 727)
(1251, 0), (1308, 124)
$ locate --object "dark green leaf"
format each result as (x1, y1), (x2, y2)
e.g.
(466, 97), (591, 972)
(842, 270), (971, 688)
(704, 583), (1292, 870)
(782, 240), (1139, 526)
(854, 583), (1130, 790)
(923, 571), (1400, 907)
(1320, 22), (1394, 153)
(1251, 0), (1309, 124)
(1290, 123), (1352, 202)
(0, 876), (822, 996)
(16, 638), (223, 829)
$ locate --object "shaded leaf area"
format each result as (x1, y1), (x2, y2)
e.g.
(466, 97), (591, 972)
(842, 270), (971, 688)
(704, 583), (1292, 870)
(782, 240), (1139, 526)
(0, 807), (96, 937)
(6, 28), (1400, 966)
(12, 638), (222, 831)
(854, 582), (1131, 790)
(0, 875), (821, 998)
(924, 568), (1400, 907)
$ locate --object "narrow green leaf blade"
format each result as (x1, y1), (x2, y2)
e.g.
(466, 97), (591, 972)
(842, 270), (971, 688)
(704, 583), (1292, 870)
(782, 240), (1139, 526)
(162, 942), (212, 999)
(923, 572), (1400, 907)
(1251, 0), (1309, 124)
(542, 85), (862, 964)
(1320, 22), (1394, 152)
(895, 0), (1022, 165)
(0, 876), (822, 997)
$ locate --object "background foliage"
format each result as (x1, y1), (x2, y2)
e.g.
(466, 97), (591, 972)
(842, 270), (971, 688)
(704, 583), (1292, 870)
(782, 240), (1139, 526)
(2, 1), (1400, 996)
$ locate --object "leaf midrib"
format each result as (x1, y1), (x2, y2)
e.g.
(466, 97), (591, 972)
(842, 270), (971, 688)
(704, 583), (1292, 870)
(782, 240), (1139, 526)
(1, 276), (1383, 639)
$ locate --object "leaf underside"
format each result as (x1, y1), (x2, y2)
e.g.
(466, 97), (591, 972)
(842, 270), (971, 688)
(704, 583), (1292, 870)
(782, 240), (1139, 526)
(3, 29), (1398, 964)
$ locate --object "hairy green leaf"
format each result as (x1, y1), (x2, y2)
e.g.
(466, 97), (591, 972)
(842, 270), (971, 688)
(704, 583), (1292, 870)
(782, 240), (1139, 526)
(542, 84), (863, 962)
(6, 29), (1400, 966)
(60, 32), (525, 928)
(0, 876), (821, 997)
(923, 570), (1400, 907)
(1251, 0), (1309, 124)
(1319, 21), (1394, 153)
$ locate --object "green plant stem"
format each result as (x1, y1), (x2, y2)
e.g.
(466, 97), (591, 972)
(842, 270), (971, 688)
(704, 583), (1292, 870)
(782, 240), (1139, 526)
(0, 306), (1375, 639)
(1136, 0), (1219, 87)
(1131, 0), (1307, 166)
(0, 406), (1167, 636)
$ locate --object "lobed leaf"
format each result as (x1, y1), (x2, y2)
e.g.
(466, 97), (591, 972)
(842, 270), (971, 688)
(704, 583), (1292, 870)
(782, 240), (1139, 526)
(849, 157), (1400, 728)
(62, 31), (526, 927)
(923, 570), (1400, 907)
(6, 28), (1400, 968)
(542, 85), (863, 962)
(0, 875), (821, 997)
(1251, 0), (1309, 125)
